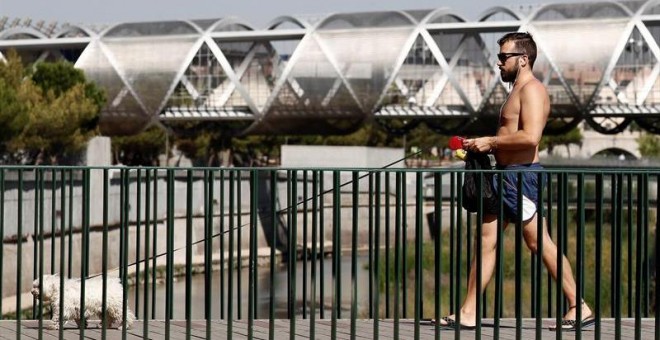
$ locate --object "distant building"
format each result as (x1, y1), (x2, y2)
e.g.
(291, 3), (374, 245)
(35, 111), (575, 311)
(1, 1), (660, 141)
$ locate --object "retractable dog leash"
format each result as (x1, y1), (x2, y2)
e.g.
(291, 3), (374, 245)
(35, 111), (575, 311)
(83, 146), (437, 280)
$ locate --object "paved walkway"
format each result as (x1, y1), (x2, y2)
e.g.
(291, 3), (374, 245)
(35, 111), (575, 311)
(0, 318), (655, 339)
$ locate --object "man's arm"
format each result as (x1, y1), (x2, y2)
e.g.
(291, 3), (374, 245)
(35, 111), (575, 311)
(464, 81), (548, 152)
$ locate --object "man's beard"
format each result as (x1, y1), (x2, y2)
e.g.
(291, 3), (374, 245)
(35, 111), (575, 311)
(500, 66), (518, 83)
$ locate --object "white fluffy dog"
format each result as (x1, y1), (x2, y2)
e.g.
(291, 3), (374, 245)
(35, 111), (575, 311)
(31, 274), (135, 330)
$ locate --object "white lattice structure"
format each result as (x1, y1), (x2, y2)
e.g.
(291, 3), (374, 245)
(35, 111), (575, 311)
(3, 1), (660, 136)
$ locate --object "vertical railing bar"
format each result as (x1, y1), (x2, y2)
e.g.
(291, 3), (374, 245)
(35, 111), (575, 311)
(220, 170), (226, 320)
(643, 173), (650, 317)
(204, 170), (213, 339)
(248, 170), (258, 339)
(494, 169), (504, 338)
(515, 171), (523, 339)
(37, 169), (44, 340)
(165, 169), (174, 339)
(433, 172), (442, 340)
(627, 173), (633, 318)
(135, 169), (142, 319)
(611, 173), (617, 319)
(120, 169), (128, 340)
(185, 170), (193, 339)
(102, 169), (109, 338)
(414, 171), (423, 340)
(68, 169), (73, 280)
(50, 169), (56, 276)
(576, 173), (585, 339)
(450, 172), (456, 314)
(535, 171), (545, 339)
(303, 170), (309, 321)
(394, 171), (401, 339)
(476, 171), (483, 338)
(373, 172), (381, 339)
(350, 171), (359, 340)
(268, 170), (276, 340)
(237, 171), (243, 320)
(143, 169), (151, 337)
(454, 172), (463, 339)
(616, 173), (623, 338)
(80, 169), (91, 340)
(16, 169), (23, 340)
(151, 169), (158, 320)
(290, 170), (298, 340)
(58, 169), (66, 339)
(331, 170), (340, 340)
(228, 170), (235, 338)
(546, 172), (554, 318)
(310, 170), (319, 340)
(634, 173), (644, 340)
(368, 172), (374, 320)
(402, 173), (408, 319)
(595, 173), (603, 338)
(32, 169), (39, 320)
(320, 173), (325, 319)
(385, 171), (391, 319)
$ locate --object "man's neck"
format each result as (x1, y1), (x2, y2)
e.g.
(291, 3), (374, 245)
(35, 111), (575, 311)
(512, 69), (534, 88)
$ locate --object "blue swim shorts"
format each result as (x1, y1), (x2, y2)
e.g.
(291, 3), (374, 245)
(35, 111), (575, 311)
(492, 163), (547, 222)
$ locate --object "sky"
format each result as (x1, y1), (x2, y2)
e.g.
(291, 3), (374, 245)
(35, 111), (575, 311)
(2, 0), (590, 28)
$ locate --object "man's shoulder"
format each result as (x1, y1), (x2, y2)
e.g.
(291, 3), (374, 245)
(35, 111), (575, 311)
(519, 78), (548, 100)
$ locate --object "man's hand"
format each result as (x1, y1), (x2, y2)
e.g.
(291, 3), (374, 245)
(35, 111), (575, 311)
(463, 136), (496, 153)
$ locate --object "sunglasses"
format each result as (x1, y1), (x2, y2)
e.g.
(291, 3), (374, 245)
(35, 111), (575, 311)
(497, 52), (525, 63)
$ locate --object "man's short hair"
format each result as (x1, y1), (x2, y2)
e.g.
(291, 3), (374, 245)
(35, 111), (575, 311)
(498, 32), (537, 68)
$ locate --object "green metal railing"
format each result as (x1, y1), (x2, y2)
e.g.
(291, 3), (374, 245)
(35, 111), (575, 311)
(0, 166), (658, 339)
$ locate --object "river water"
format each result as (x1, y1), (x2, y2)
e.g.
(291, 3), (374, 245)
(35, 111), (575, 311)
(127, 255), (372, 320)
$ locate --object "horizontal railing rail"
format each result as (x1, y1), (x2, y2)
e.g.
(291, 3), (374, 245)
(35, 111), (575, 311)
(0, 166), (657, 339)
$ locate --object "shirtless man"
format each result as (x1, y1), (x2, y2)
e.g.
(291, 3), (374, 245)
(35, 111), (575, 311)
(437, 32), (594, 331)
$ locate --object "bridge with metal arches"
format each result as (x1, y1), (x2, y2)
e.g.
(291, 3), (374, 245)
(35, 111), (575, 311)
(3, 0), (660, 137)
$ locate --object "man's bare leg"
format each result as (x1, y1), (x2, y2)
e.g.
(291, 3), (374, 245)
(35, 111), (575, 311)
(521, 214), (593, 321)
(439, 214), (503, 326)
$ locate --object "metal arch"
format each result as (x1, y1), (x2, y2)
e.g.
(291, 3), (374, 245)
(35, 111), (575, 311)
(0, 27), (48, 40)
(637, 0), (660, 15)
(372, 26), (425, 109)
(266, 16), (313, 30)
(420, 30), (477, 113)
(528, 0), (633, 21)
(419, 8), (468, 25)
(153, 37), (207, 116)
(423, 34), (476, 108)
(206, 17), (255, 33)
(182, 20), (207, 34)
(97, 20), (200, 38)
(212, 41), (261, 106)
(204, 35), (261, 115)
(258, 23), (316, 117)
(310, 33), (365, 112)
(52, 24), (97, 38)
(583, 19), (638, 108)
(316, 11), (416, 30)
(477, 6), (525, 21)
(96, 41), (151, 116)
(524, 24), (584, 109)
(633, 20), (660, 104)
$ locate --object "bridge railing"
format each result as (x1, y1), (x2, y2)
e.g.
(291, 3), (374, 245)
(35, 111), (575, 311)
(1, 166), (658, 339)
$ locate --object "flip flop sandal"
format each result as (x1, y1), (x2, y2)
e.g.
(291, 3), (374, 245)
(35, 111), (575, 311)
(431, 316), (476, 330)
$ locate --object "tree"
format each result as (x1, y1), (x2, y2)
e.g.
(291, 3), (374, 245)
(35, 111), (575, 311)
(637, 133), (660, 158)
(0, 51), (105, 164)
(539, 127), (583, 157)
(0, 51), (32, 160)
(112, 126), (167, 166)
